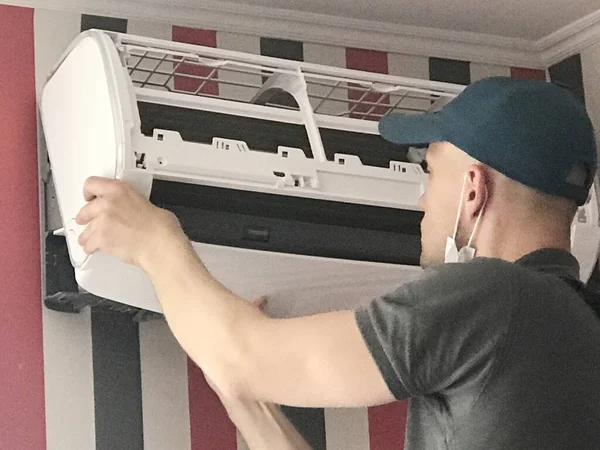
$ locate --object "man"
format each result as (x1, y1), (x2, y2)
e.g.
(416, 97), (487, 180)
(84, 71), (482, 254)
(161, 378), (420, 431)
(75, 76), (600, 449)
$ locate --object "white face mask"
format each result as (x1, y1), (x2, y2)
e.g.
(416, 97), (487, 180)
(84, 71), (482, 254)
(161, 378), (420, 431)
(444, 173), (486, 264)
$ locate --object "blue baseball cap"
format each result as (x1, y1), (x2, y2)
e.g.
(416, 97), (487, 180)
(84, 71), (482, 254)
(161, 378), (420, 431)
(379, 76), (597, 205)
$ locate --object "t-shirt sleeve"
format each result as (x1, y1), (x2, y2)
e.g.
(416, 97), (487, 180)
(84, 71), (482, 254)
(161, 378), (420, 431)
(355, 259), (514, 399)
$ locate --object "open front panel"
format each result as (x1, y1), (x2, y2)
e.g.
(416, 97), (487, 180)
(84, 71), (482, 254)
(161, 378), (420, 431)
(40, 32), (133, 268)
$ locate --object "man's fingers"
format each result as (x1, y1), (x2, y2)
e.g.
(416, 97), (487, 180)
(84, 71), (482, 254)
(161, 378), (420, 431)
(77, 220), (99, 255)
(82, 176), (123, 202)
(75, 197), (106, 225)
(82, 234), (101, 256)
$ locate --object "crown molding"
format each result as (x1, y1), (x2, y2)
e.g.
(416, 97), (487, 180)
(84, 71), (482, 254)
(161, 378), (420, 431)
(537, 9), (600, 67)
(7, 0), (544, 68)
(7, 0), (600, 69)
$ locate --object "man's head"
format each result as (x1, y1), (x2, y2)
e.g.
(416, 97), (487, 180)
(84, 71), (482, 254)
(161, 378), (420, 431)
(378, 77), (597, 268)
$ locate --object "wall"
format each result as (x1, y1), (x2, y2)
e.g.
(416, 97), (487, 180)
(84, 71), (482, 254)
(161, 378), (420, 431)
(2, 4), (597, 450)
(0, 5), (46, 450)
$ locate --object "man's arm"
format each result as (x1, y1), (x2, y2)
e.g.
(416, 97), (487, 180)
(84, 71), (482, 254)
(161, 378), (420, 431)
(211, 383), (312, 450)
(143, 237), (395, 407)
(206, 299), (312, 450)
(225, 400), (312, 450)
(75, 177), (397, 407)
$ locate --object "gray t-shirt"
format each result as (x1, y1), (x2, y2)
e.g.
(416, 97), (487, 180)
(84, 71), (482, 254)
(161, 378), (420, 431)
(356, 248), (600, 450)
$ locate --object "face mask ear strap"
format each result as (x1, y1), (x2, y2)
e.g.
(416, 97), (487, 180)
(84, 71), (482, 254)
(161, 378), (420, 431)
(452, 173), (469, 240)
(467, 184), (488, 248)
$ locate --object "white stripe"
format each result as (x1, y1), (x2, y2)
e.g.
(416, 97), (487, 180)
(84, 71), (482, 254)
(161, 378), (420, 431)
(325, 407), (370, 450)
(35, 9), (97, 450)
(470, 63), (511, 82)
(140, 319), (192, 450)
(216, 32), (261, 103)
(34, 9), (81, 96)
(304, 43), (348, 116)
(42, 309), (96, 450)
(304, 42), (346, 67)
(581, 41), (600, 151)
(388, 52), (431, 113)
(216, 31), (261, 54)
(388, 52), (429, 79)
(127, 19), (172, 40)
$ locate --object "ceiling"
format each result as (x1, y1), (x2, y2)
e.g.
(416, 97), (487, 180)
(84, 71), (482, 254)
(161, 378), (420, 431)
(190, 0), (600, 41)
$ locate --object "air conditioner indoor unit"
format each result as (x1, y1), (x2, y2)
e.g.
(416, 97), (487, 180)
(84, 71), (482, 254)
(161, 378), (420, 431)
(39, 29), (600, 318)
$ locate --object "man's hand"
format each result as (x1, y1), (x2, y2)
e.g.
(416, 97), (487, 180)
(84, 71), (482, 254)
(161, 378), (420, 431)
(75, 176), (190, 268)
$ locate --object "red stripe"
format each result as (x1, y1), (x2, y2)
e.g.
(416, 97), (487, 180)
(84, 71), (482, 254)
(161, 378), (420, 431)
(511, 67), (546, 81)
(0, 5), (46, 450)
(368, 401), (408, 450)
(347, 46), (409, 448)
(174, 30), (233, 445)
(172, 26), (219, 95)
(345, 48), (389, 73)
(345, 48), (390, 121)
(187, 359), (238, 450)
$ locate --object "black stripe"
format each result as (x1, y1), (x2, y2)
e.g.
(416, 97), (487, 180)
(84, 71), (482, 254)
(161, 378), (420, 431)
(91, 310), (144, 450)
(281, 406), (327, 450)
(259, 37), (304, 107)
(429, 57), (471, 85)
(81, 14), (128, 33)
(548, 54), (585, 105)
(260, 37), (304, 62)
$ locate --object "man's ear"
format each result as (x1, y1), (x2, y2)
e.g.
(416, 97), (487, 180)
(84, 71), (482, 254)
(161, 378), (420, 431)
(465, 164), (488, 220)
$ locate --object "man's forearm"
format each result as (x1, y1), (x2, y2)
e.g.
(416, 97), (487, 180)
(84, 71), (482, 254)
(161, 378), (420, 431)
(141, 235), (262, 396)
(137, 224), (394, 409)
(224, 398), (312, 450)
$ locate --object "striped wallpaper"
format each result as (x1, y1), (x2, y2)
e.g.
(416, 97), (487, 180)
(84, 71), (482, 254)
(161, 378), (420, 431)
(2, 4), (599, 450)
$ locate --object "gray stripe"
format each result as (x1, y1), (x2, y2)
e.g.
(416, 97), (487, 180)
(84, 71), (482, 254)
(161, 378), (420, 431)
(549, 54), (585, 105)
(92, 310), (144, 450)
(81, 14), (128, 33)
(281, 406), (327, 450)
(429, 57), (471, 85)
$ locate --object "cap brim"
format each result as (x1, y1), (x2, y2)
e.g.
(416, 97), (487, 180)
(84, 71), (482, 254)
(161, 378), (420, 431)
(378, 112), (447, 146)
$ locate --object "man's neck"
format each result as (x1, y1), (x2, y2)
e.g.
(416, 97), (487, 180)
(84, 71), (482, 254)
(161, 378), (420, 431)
(475, 214), (571, 263)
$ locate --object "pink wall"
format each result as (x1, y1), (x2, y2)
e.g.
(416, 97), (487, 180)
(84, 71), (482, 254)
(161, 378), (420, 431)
(0, 5), (46, 450)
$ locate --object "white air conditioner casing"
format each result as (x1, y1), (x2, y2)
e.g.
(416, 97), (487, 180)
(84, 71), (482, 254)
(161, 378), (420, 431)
(39, 30), (600, 317)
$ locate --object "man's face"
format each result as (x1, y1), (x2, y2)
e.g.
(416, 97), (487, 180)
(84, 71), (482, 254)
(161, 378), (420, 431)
(418, 142), (468, 268)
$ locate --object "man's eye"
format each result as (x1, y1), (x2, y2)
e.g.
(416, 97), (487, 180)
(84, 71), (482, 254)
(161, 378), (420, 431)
(420, 160), (429, 174)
